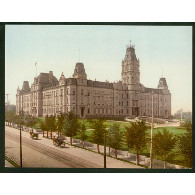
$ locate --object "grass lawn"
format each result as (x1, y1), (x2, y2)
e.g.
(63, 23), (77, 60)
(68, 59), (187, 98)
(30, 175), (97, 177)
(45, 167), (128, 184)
(32, 117), (45, 129)
(76, 119), (188, 167)
(36, 117), (188, 167)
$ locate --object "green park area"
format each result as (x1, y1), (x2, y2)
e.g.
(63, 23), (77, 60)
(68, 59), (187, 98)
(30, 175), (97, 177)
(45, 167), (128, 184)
(74, 119), (188, 166)
(33, 117), (188, 167)
(5, 110), (191, 168)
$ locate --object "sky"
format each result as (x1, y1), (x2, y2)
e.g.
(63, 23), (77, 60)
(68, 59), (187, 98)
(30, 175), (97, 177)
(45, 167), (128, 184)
(5, 25), (192, 114)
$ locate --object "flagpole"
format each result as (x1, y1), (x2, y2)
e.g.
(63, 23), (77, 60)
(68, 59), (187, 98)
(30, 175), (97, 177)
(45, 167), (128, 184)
(35, 61), (37, 77)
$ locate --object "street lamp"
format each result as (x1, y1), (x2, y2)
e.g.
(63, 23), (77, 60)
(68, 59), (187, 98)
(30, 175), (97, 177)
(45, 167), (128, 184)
(18, 111), (23, 167)
(104, 132), (106, 168)
(150, 91), (154, 169)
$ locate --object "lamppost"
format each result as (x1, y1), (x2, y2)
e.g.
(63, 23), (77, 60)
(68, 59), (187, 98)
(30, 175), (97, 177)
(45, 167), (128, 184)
(104, 132), (106, 168)
(150, 91), (154, 169)
(108, 128), (111, 156)
(18, 111), (23, 167)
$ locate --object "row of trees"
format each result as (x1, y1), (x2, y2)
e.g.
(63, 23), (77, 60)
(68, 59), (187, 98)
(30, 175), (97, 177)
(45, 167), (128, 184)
(5, 110), (192, 168)
(5, 110), (37, 129)
(126, 120), (192, 168)
(39, 113), (192, 168)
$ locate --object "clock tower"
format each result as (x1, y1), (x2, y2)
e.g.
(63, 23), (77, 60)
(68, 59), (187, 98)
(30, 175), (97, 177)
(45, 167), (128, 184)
(121, 43), (140, 90)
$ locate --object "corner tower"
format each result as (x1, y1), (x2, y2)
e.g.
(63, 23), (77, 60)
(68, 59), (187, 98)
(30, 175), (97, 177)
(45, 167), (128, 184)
(72, 62), (87, 79)
(121, 43), (140, 90)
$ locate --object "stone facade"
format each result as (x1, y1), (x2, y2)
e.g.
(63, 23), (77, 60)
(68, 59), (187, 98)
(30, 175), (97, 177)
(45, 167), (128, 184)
(16, 44), (171, 119)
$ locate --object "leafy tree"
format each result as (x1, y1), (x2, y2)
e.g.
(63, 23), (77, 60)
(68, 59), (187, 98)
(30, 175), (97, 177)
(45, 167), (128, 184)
(39, 120), (46, 137)
(24, 114), (37, 128)
(5, 104), (16, 126)
(89, 119), (106, 153)
(178, 120), (192, 168)
(79, 121), (88, 148)
(107, 123), (123, 158)
(125, 121), (148, 165)
(153, 128), (177, 169)
(48, 115), (57, 139)
(14, 111), (25, 129)
(5, 109), (16, 126)
(62, 112), (80, 145)
(57, 113), (65, 137)
(44, 115), (50, 138)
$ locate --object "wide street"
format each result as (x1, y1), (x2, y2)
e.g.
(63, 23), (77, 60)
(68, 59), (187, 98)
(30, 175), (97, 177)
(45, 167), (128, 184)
(5, 126), (142, 168)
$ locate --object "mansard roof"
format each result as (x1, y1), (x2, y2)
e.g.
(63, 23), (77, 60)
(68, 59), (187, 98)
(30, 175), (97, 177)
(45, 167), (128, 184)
(158, 77), (168, 88)
(22, 81), (30, 93)
(42, 82), (59, 90)
(87, 80), (113, 89)
(36, 72), (58, 85)
(143, 87), (163, 94)
(72, 62), (87, 79)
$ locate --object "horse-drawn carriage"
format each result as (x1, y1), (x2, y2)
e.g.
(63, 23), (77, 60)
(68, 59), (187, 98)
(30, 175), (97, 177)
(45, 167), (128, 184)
(53, 136), (66, 147)
(29, 131), (39, 140)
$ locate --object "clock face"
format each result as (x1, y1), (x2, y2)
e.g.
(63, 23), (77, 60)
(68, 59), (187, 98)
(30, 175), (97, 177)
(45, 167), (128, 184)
(160, 80), (163, 85)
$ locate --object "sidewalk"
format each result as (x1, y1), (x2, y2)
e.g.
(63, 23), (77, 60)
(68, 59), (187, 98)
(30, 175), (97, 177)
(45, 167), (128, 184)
(5, 126), (142, 168)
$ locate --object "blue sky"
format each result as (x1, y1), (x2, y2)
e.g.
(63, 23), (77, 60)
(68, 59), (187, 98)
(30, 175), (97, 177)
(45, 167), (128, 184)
(5, 25), (192, 114)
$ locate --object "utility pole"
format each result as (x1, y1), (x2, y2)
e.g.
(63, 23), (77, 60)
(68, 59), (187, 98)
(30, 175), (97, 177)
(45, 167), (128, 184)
(108, 128), (110, 156)
(20, 123), (22, 167)
(150, 91), (154, 169)
(19, 111), (23, 167)
(104, 132), (106, 168)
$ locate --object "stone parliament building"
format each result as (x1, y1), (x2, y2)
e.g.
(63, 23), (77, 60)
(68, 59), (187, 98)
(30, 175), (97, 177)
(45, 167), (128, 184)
(16, 44), (171, 119)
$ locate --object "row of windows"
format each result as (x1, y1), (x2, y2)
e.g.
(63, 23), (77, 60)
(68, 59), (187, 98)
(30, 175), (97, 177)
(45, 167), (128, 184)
(23, 102), (37, 108)
(139, 109), (168, 116)
(94, 108), (112, 115)
(43, 107), (64, 114)
(140, 94), (167, 102)
(115, 109), (128, 115)
(43, 89), (62, 98)
(43, 98), (63, 106)
(118, 100), (129, 106)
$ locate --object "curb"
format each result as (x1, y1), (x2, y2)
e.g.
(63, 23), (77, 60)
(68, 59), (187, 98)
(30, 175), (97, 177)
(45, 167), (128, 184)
(5, 155), (20, 167)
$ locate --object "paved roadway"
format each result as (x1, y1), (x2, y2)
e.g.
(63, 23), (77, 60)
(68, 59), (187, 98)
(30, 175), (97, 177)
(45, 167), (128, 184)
(5, 126), (142, 168)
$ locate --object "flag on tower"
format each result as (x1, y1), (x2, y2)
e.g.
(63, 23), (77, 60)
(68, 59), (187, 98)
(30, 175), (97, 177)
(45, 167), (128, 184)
(35, 61), (37, 66)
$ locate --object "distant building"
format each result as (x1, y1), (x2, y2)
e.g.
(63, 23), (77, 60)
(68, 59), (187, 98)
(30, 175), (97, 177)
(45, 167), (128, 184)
(16, 44), (171, 119)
